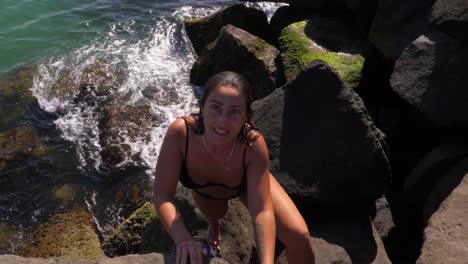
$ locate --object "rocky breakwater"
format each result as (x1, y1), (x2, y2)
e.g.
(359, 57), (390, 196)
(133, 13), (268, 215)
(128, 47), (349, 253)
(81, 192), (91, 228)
(4, 0), (468, 263)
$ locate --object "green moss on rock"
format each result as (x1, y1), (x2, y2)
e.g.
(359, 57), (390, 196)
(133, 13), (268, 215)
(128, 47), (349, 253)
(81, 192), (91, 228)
(102, 202), (172, 257)
(279, 20), (365, 88)
(19, 210), (104, 260)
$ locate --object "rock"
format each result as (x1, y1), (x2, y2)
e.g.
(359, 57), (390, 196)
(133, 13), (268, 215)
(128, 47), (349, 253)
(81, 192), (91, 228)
(0, 126), (47, 170)
(403, 133), (468, 216)
(252, 61), (390, 212)
(51, 60), (121, 102)
(369, 0), (435, 64)
(102, 202), (172, 257)
(270, 6), (319, 41)
(53, 183), (79, 204)
(431, 0), (468, 43)
(276, 215), (391, 263)
(390, 31), (468, 128)
(372, 196), (395, 241)
(0, 63), (39, 131)
(0, 253), (228, 264)
(184, 4), (271, 55)
(190, 25), (280, 100)
(0, 223), (21, 254)
(417, 162), (468, 263)
(18, 210), (104, 260)
(98, 100), (160, 168)
(278, 19), (367, 88)
(343, 0), (378, 35)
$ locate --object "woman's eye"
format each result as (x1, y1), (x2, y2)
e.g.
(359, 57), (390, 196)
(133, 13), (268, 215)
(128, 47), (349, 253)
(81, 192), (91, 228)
(209, 104), (220, 111)
(230, 109), (241, 115)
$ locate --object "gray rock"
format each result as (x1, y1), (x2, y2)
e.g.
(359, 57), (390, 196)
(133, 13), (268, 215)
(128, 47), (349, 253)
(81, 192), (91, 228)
(372, 196), (395, 240)
(390, 31), (468, 127)
(252, 61), (391, 212)
(190, 25), (280, 100)
(369, 0), (435, 64)
(431, 0), (468, 42)
(184, 4), (271, 55)
(417, 162), (468, 263)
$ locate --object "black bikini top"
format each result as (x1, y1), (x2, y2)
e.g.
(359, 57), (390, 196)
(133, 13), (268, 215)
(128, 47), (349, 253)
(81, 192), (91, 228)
(179, 117), (247, 200)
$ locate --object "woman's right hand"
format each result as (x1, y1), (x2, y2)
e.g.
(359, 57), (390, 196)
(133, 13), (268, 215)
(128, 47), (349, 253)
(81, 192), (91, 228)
(176, 239), (204, 264)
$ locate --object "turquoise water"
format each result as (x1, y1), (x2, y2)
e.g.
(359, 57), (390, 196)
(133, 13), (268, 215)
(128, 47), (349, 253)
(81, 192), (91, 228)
(0, 0), (238, 75)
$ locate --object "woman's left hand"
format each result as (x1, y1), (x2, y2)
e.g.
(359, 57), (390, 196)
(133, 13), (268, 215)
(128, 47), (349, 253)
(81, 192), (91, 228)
(175, 239), (204, 264)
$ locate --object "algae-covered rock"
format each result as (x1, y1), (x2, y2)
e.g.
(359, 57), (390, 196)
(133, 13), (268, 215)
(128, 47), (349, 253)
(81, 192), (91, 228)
(0, 126), (47, 170)
(19, 210), (104, 260)
(99, 100), (159, 168)
(0, 64), (39, 131)
(278, 19), (366, 88)
(53, 184), (80, 203)
(0, 223), (21, 253)
(102, 202), (172, 257)
(184, 4), (271, 55)
(190, 25), (280, 100)
(51, 60), (121, 102)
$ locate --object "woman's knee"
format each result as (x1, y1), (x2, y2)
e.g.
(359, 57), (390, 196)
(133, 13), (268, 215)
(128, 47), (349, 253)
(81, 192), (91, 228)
(282, 225), (312, 248)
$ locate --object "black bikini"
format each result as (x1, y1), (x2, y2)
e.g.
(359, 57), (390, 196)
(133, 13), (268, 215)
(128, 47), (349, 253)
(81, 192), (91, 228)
(179, 118), (248, 200)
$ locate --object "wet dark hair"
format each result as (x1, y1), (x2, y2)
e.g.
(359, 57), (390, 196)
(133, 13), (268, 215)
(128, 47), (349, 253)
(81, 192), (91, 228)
(186, 71), (259, 146)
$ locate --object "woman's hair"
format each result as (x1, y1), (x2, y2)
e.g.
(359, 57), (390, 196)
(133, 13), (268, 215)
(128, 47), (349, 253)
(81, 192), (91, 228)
(186, 71), (259, 146)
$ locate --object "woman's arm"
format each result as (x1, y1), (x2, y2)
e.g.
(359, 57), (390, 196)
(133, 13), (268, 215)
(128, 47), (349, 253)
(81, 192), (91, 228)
(152, 118), (191, 242)
(246, 135), (276, 264)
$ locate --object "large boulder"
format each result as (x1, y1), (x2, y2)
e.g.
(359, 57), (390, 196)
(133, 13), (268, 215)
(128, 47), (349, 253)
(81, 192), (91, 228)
(417, 161), (468, 263)
(184, 4), (271, 55)
(369, 0), (435, 65)
(190, 25), (280, 100)
(18, 210), (104, 260)
(390, 31), (468, 128)
(342, 0), (378, 35)
(0, 126), (47, 170)
(252, 61), (391, 212)
(270, 6), (319, 41)
(0, 63), (39, 131)
(239, 0), (347, 10)
(431, 0), (468, 43)
(278, 19), (367, 88)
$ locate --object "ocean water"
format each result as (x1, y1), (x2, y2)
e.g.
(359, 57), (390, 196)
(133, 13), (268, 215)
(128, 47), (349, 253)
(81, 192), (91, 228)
(0, 0), (283, 254)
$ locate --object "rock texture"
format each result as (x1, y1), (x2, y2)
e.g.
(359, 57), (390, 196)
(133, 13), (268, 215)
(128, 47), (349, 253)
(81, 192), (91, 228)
(252, 61), (390, 212)
(18, 210), (104, 260)
(431, 0), (468, 42)
(190, 25), (280, 100)
(390, 31), (468, 128)
(184, 4), (271, 55)
(417, 167), (468, 263)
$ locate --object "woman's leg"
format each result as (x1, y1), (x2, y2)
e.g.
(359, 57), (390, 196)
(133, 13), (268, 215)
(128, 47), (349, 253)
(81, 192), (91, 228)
(241, 173), (315, 264)
(192, 191), (227, 250)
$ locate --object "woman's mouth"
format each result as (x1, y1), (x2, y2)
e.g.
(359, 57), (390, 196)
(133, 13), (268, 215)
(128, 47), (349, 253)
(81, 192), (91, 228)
(213, 128), (229, 136)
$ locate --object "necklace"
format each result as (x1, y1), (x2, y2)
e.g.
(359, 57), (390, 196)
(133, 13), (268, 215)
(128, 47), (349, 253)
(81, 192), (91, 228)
(202, 134), (235, 171)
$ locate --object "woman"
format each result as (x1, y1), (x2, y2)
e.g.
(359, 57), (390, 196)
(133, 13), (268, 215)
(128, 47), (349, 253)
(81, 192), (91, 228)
(152, 71), (315, 264)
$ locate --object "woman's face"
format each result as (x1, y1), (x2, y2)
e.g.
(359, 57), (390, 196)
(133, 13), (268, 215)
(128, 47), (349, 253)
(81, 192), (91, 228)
(202, 85), (247, 145)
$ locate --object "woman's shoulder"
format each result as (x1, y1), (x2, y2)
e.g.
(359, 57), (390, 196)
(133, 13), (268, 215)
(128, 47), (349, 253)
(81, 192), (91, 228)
(165, 117), (188, 140)
(245, 132), (268, 163)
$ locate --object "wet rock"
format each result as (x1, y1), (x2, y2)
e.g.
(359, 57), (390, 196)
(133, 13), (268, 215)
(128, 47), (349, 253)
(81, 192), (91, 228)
(431, 0), (468, 43)
(239, 0), (346, 10)
(278, 19), (367, 88)
(252, 61), (391, 212)
(102, 202), (172, 257)
(53, 184), (79, 204)
(369, 0), (435, 65)
(51, 60), (121, 102)
(0, 63), (39, 131)
(99, 100), (159, 168)
(0, 126), (47, 170)
(390, 31), (468, 128)
(184, 4), (271, 55)
(190, 25), (280, 100)
(0, 223), (21, 254)
(18, 210), (104, 260)
(417, 160), (468, 263)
